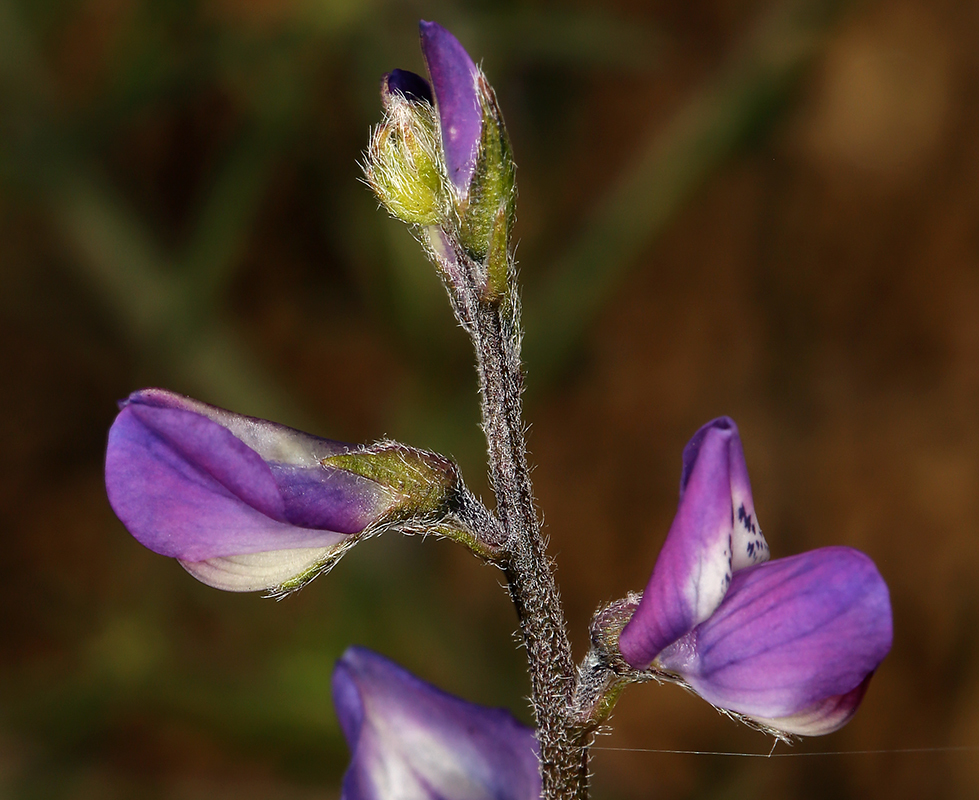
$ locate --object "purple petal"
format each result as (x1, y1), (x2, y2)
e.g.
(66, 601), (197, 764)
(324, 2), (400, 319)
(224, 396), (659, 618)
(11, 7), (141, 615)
(678, 417), (767, 570)
(269, 462), (393, 531)
(333, 647), (541, 800)
(655, 547), (892, 734)
(123, 388), (350, 465)
(619, 418), (770, 667)
(105, 390), (397, 590)
(383, 69), (433, 106)
(419, 20), (481, 193)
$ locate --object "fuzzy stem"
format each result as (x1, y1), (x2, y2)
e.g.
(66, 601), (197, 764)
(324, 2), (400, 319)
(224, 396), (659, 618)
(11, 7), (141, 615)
(471, 300), (589, 798)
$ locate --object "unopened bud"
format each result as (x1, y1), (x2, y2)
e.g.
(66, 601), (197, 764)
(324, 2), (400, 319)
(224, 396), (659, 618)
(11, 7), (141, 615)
(365, 86), (448, 226)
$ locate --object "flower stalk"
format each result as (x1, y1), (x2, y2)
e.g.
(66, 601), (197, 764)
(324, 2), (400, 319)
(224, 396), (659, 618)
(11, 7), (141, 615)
(473, 297), (588, 798)
(104, 19), (893, 800)
(383, 22), (592, 793)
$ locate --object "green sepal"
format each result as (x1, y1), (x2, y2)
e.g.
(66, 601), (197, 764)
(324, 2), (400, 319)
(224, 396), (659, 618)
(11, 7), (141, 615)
(459, 74), (516, 263)
(429, 521), (503, 563)
(482, 204), (512, 304)
(322, 442), (459, 521)
(569, 594), (646, 727)
(590, 593), (642, 669)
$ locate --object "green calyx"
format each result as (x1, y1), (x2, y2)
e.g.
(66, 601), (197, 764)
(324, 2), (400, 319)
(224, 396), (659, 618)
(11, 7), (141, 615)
(590, 593), (643, 673)
(366, 96), (448, 226)
(322, 443), (459, 520)
(459, 74), (516, 272)
(483, 204), (511, 304)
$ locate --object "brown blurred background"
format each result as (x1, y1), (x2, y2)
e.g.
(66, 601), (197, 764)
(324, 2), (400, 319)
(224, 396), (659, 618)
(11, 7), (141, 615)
(2, 0), (978, 797)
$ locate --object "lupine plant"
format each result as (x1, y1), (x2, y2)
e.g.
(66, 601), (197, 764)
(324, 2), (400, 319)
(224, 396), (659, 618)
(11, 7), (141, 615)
(105, 21), (894, 800)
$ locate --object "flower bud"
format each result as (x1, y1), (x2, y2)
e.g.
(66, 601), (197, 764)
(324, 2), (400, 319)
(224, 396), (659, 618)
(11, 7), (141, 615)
(418, 21), (482, 196)
(418, 22), (515, 266)
(365, 78), (447, 226)
(374, 22), (517, 305)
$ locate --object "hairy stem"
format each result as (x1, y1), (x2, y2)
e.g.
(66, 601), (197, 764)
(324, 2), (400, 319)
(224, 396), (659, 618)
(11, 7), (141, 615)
(472, 300), (589, 798)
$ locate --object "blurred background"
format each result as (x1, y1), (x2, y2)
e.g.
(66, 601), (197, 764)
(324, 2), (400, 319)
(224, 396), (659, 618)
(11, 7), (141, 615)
(2, 0), (978, 797)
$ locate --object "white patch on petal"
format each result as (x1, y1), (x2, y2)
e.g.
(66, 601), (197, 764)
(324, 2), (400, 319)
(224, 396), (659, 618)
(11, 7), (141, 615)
(364, 747), (431, 800)
(730, 491), (769, 571)
(688, 535), (733, 626)
(222, 416), (345, 465)
(180, 543), (348, 592)
(748, 694), (858, 737)
(369, 708), (497, 800)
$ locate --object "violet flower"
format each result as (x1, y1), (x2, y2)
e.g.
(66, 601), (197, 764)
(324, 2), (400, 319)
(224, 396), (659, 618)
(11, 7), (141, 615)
(618, 417), (892, 735)
(333, 646), (541, 800)
(105, 389), (458, 593)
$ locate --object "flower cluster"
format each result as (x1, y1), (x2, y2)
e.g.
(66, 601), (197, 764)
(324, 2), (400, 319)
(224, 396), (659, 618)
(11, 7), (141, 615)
(103, 20), (894, 799)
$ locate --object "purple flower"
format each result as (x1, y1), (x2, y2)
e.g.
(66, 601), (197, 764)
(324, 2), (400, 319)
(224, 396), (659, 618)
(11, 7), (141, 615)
(105, 389), (456, 593)
(618, 417), (892, 735)
(332, 647), (541, 800)
(655, 547), (891, 735)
